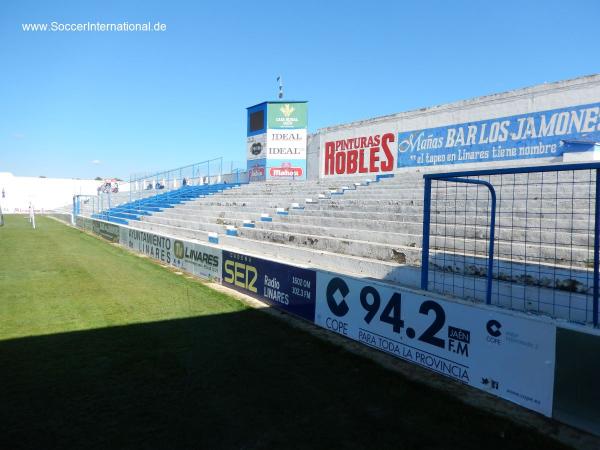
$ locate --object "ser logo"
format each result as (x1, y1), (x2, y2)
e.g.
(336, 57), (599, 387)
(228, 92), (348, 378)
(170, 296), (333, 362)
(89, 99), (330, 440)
(223, 259), (258, 293)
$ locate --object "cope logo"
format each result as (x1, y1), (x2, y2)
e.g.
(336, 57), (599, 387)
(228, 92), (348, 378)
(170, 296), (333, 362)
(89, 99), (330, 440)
(486, 319), (502, 337)
(174, 240), (185, 259)
(485, 319), (502, 345)
(326, 277), (350, 317)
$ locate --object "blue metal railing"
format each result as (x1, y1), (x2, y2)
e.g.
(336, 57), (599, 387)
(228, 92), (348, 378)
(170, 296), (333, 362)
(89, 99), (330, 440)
(421, 162), (600, 327)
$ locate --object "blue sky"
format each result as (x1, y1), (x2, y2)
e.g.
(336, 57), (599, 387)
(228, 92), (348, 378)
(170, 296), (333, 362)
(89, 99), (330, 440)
(1, 0), (599, 179)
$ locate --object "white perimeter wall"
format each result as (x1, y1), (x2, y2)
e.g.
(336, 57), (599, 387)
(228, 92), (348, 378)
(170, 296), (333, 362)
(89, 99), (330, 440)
(310, 74), (600, 178)
(0, 173), (111, 213)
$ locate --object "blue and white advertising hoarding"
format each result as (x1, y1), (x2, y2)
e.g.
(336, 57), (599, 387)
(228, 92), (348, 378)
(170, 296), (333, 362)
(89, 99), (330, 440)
(397, 102), (600, 167)
(222, 250), (316, 321)
(314, 271), (556, 416)
(120, 227), (222, 281)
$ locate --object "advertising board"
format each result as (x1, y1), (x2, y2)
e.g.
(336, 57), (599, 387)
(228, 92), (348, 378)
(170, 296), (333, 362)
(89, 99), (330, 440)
(322, 132), (396, 177)
(397, 102), (600, 167)
(247, 133), (266, 161)
(92, 220), (120, 242)
(266, 129), (307, 160)
(315, 271), (556, 416)
(266, 160), (305, 179)
(267, 102), (307, 129)
(120, 227), (222, 281)
(222, 250), (316, 321)
(247, 158), (266, 182)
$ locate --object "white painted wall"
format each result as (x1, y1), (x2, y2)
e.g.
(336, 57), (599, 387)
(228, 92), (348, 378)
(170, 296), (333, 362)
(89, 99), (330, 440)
(312, 74), (600, 178)
(0, 173), (120, 213)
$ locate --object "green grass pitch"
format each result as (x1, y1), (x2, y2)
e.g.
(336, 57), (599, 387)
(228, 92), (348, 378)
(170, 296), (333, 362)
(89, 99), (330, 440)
(0, 215), (568, 449)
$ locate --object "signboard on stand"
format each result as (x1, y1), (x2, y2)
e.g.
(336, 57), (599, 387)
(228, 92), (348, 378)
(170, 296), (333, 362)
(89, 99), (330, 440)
(314, 271), (556, 417)
(247, 101), (308, 181)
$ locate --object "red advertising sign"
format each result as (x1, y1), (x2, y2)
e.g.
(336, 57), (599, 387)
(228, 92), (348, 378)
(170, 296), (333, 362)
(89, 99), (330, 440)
(323, 133), (396, 176)
(269, 162), (303, 178)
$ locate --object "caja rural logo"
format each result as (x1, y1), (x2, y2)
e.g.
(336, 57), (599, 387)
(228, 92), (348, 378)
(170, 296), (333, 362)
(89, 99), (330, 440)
(275, 104), (300, 127)
(280, 104), (294, 117)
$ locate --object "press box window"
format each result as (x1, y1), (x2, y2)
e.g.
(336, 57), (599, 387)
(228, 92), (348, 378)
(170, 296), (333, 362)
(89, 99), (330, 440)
(249, 110), (265, 132)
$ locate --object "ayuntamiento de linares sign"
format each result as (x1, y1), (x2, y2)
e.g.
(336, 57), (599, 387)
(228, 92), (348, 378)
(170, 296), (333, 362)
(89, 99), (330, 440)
(397, 102), (600, 167)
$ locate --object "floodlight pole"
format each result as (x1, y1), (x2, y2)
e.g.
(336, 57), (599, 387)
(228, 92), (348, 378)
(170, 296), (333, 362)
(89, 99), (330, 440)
(277, 76), (284, 99)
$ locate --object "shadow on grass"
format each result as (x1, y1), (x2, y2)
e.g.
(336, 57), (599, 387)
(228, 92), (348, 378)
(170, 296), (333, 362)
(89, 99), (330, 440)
(0, 308), (567, 450)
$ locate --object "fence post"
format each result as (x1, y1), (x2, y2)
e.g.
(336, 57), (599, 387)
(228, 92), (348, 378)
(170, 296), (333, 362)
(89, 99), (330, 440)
(485, 185), (497, 305)
(421, 177), (432, 290)
(594, 169), (600, 327)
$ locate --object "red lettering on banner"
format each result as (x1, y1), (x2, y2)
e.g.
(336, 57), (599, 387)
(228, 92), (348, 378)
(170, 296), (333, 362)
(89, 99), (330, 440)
(324, 141), (335, 175)
(380, 133), (395, 172)
(335, 151), (346, 175)
(347, 150), (358, 174)
(323, 133), (396, 176)
(359, 149), (368, 173)
(369, 147), (379, 172)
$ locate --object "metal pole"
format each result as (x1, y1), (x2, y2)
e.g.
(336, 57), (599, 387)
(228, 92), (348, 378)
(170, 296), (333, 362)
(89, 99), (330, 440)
(421, 177), (432, 290)
(594, 169), (600, 327)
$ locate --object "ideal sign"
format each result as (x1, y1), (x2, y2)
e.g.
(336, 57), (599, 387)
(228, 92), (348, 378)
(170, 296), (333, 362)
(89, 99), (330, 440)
(246, 101), (308, 181)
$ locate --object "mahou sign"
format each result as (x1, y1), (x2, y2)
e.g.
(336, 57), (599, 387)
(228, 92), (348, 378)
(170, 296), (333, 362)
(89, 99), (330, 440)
(324, 133), (396, 176)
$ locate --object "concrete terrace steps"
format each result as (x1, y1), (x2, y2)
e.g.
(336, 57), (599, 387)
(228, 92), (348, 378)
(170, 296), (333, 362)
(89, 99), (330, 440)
(253, 218), (593, 247)
(145, 207), (593, 250)
(128, 218), (422, 286)
(274, 212), (594, 234)
(123, 173), (595, 315)
(236, 222), (592, 267)
(127, 216), (593, 323)
(120, 170), (598, 324)
(178, 199), (596, 216)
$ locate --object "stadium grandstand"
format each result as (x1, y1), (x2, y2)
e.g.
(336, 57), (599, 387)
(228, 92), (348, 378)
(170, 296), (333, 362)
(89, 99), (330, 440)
(45, 74), (600, 438)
